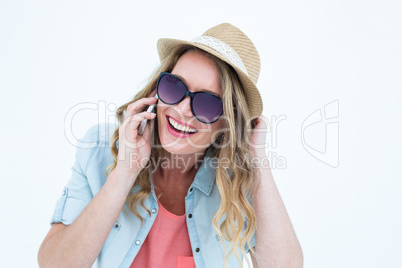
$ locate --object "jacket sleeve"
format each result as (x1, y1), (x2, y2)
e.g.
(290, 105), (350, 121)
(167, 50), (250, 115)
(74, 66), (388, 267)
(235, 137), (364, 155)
(49, 124), (101, 226)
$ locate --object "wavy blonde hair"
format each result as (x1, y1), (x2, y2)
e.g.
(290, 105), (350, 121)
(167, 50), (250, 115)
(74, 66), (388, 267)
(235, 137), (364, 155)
(106, 45), (257, 267)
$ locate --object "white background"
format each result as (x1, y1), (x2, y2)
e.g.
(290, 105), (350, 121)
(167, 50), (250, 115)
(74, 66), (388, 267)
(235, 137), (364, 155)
(1, 0), (401, 267)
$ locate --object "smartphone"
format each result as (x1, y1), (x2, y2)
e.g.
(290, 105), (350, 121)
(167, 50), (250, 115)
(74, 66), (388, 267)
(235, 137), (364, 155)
(138, 93), (159, 136)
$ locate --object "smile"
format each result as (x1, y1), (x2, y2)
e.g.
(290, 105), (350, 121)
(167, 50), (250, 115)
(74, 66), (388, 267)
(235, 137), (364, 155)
(166, 115), (198, 137)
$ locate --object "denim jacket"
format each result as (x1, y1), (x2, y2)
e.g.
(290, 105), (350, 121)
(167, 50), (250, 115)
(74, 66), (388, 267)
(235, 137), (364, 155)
(49, 123), (255, 268)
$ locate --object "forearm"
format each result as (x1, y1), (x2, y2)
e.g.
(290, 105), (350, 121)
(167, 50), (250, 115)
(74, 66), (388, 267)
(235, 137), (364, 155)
(39, 169), (138, 268)
(251, 164), (303, 268)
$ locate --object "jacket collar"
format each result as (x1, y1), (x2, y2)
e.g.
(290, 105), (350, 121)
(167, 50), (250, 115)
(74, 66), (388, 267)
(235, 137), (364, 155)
(191, 148), (217, 196)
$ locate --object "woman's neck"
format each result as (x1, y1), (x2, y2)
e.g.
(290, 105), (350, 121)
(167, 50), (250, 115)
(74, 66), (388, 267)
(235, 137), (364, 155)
(152, 151), (206, 187)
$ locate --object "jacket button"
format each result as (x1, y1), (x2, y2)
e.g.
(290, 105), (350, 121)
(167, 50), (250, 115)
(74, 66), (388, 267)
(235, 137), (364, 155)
(151, 208), (157, 214)
(135, 240), (141, 245)
(114, 223), (119, 228)
(189, 187), (193, 192)
(62, 190), (66, 196)
(188, 214), (192, 218)
(196, 248), (200, 252)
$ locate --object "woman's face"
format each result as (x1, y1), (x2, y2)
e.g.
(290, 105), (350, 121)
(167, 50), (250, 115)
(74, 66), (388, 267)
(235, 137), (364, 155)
(157, 50), (224, 155)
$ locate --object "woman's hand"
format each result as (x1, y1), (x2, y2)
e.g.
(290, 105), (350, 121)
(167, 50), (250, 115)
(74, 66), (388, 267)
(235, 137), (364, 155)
(248, 114), (270, 191)
(249, 115), (269, 159)
(114, 89), (157, 182)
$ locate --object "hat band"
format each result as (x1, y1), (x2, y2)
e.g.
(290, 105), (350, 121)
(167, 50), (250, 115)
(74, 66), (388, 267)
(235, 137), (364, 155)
(191, 36), (248, 75)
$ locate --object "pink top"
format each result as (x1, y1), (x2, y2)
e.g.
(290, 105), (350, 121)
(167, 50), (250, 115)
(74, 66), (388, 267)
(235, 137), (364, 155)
(130, 199), (196, 268)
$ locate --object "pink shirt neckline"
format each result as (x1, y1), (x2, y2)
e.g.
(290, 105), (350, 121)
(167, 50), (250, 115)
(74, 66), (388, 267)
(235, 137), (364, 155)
(130, 197), (195, 268)
(157, 198), (186, 219)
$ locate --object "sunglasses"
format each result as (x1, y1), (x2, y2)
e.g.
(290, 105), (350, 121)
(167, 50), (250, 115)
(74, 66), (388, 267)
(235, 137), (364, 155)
(156, 72), (223, 124)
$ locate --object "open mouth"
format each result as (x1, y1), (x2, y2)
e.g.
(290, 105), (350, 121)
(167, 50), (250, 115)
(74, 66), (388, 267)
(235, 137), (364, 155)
(166, 115), (198, 136)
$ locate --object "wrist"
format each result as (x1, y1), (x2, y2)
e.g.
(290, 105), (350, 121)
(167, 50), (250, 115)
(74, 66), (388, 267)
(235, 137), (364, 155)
(109, 166), (140, 189)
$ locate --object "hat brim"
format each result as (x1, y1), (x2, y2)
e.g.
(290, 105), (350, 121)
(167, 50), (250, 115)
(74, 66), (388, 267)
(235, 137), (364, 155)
(157, 38), (263, 120)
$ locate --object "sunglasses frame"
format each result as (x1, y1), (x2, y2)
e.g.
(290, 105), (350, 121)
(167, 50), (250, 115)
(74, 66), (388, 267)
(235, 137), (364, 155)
(156, 72), (223, 124)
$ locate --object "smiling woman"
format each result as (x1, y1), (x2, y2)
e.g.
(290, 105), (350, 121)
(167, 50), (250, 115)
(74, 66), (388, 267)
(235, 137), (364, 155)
(38, 23), (303, 268)
(112, 43), (258, 268)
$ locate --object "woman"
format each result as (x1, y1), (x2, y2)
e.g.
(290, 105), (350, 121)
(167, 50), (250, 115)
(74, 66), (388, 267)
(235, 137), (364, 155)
(38, 23), (303, 268)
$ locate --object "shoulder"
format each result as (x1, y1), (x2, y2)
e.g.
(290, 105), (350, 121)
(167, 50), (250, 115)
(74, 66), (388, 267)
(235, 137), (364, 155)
(74, 123), (118, 173)
(77, 123), (117, 147)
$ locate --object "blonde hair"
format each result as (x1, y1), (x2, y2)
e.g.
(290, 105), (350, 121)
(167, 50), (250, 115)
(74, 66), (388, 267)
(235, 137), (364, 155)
(106, 45), (257, 267)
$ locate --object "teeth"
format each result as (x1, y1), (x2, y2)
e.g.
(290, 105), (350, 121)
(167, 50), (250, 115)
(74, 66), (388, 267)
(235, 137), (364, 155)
(168, 117), (197, 133)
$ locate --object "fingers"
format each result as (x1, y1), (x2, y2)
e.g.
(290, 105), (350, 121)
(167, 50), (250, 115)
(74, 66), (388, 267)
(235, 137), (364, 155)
(124, 111), (156, 130)
(125, 97), (157, 119)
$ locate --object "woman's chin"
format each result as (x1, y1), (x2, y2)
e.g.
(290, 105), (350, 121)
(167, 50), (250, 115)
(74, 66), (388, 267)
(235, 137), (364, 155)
(158, 135), (207, 156)
(159, 139), (191, 155)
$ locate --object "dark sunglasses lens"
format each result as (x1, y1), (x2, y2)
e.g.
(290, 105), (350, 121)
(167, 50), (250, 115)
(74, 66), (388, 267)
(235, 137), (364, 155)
(158, 74), (186, 104)
(193, 93), (223, 123)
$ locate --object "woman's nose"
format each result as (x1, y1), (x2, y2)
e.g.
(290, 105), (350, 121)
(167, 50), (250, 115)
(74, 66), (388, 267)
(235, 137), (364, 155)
(175, 96), (193, 119)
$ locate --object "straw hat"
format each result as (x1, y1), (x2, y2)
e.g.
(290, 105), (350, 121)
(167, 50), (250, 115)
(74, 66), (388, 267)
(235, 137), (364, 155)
(156, 23), (263, 119)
